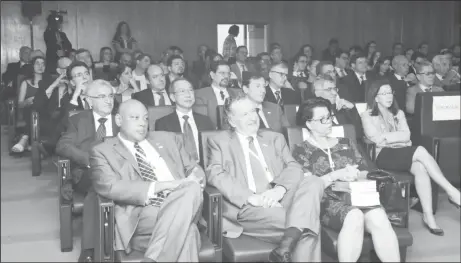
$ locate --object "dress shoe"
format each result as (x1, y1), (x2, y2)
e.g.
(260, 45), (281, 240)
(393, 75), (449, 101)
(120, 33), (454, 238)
(423, 220), (444, 236)
(269, 250), (292, 262)
(269, 227), (302, 262)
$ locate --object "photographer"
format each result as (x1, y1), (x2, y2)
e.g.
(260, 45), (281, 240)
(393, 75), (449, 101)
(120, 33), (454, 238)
(44, 11), (72, 74)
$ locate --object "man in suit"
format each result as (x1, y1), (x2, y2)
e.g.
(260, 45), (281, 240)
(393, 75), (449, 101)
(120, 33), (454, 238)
(334, 50), (351, 79)
(75, 48), (105, 81)
(265, 63), (302, 107)
(63, 61), (93, 112)
(322, 38), (340, 64)
(132, 64), (173, 107)
(195, 61), (240, 127)
(56, 79), (120, 262)
(242, 72), (289, 133)
(409, 51), (427, 75)
(206, 94), (324, 262)
(392, 42), (404, 57)
(337, 53), (372, 103)
(432, 54), (460, 91)
(270, 45), (284, 65)
(230, 46), (251, 87)
(90, 99), (204, 262)
(388, 55), (410, 110)
(166, 54), (186, 90)
(155, 78), (216, 161)
(2, 46), (32, 99)
(406, 61), (445, 114)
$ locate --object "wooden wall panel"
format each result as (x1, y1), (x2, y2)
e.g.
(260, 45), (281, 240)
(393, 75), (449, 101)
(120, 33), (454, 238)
(1, 1), (459, 75)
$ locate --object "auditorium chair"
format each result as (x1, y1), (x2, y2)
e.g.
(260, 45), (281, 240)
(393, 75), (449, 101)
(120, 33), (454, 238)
(216, 105), (230, 130)
(283, 104), (299, 126)
(284, 124), (413, 262)
(92, 131), (223, 262)
(147, 104), (208, 131)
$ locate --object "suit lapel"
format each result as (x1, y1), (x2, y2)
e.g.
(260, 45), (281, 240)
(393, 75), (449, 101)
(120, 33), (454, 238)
(111, 115), (120, 135)
(229, 132), (249, 185)
(148, 89), (156, 106)
(86, 111), (96, 141)
(256, 132), (273, 176)
(265, 86), (276, 103)
(113, 137), (141, 176)
(147, 138), (180, 180)
(262, 104), (274, 128)
(171, 112), (182, 133)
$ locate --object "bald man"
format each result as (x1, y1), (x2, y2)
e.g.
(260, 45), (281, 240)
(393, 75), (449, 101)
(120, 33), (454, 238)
(132, 64), (173, 107)
(264, 63), (302, 107)
(89, 99), (204, 262)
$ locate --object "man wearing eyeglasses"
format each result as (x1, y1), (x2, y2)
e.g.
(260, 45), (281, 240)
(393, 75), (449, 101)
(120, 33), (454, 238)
(155, 78), (216, 161)
(406, 61), (444, 114)
(132, 64), (172, 107)
(56, 79), (119, 263)
(64, 61), (93, 112)
(265, 63), (301, 107)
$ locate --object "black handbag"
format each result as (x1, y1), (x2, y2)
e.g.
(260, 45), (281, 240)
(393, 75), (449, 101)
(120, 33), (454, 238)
(367, 169), (408, 228)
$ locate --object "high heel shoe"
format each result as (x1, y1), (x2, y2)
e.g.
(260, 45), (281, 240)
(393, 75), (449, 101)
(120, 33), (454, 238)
(422, 219), (444, 236)
(448, 198), (460, 209)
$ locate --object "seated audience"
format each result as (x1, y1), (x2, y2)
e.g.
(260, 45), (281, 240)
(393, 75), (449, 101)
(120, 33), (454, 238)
(367, 51), (381, 71)
(242, 72), (289, 133)
(198, 50), (223, 89)
(270, 45), (284, 65)
(362, 79), (461, 236)
(348, 45), (363, 60)
(432, 54), (460, 90)
(370, 56), (392, 80)
(2, 46), (32, 98)
(90, 99), (204, 262)
(257, 51), (272, 80)
(94, 47), (118, 81)
(155, 78), (216, 160)
(230, 45), (251, 87)
(322, 38), (340, 63)
(119, 52), (133, 67)
(114, 64), (139, 100)
(417, 42), (429, 57)
(297, 44), (314, 68)
(132, 53), (151, 91)
(265, 63), (301, 106)
(75, 48), (104, 81)
(392, 42), (404, 57)
(337, 53), (373, 103)
(11, 56), (48, 153)
(292, 98), (400, 262)
(406, 61), (444, 114)
(409, 51), (427, 75)
(451, 44), (460, 67)
(404, 48), (415, 65)
(206, 94), (324, 262)
(63, 61), (93, 112)
(132, 64), (172, 107)
(190, 44), (208, 88)
(364, 41), (377, 63)
(166, 54), (186, 90)
(68, 49), (77, 62)
(112, 21), (138, 62)
(194, 61), (240, 127)
(289, 53), (310, 100)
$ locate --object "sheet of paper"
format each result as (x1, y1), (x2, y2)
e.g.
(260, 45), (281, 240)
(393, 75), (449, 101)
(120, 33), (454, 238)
(355, 103), (367, 116)
(432, 96), (460, 121)
(329, 126), (345, 138)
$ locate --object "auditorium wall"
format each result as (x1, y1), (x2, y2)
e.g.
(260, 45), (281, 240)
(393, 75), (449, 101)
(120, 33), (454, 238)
(1, 1), (459, 73)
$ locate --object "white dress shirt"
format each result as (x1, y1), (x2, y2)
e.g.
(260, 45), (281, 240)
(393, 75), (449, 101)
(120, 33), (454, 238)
(269, 85), (282, 100)
(256, 104), (270, 128)
(236, 132), (273, 193)
(436, 73), (444, 82)
(93, 111), (114, 136)
(335, 67), (347, 77)
(133, 72), (148, 91)
(117, 133), (175, 202)
(176, 110), (200, 159)
(237, 61), (247, 73)
(355, 71), (367, 84)
(394, 73), (405, 81)
(212, 85), (230, 105)
(152, 89), (172, 105)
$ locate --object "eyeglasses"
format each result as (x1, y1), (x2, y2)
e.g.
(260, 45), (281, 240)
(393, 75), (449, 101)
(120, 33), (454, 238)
(173, 89), (194, 95)
(270, 71), (288, 78)
(216, 72), (231, 76)
(315, 87), (338, 93)
(418, 71), (436, 76)
(86, 94), (115, 100)
(150, 73), (166, 79)
(309, 115), (334, 124)
(377, 91), (395, 96)
(72, 71), (90, 78)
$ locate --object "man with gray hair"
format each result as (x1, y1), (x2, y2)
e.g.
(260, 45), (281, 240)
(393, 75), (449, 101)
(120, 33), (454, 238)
(2, 46), (32, 98)
(265, 63), (301, 107)
(207, 93), (323, 262)
(387, 55), (411, 110)
(432, 54), (460, 90)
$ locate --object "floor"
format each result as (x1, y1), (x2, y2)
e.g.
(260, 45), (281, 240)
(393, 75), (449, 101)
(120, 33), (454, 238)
(1, 125), (460, 262)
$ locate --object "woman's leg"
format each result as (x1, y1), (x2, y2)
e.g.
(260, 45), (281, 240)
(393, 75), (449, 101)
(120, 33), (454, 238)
(410, 161), (441, 228)
(337, 209), (365, 262)
(412, 146), (460, 205)
(364, 208), (400, 262)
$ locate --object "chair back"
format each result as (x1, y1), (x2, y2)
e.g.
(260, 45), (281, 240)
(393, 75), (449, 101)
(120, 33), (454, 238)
(217, 105), (230, 130)
(147, 104), (208, 131)
(412, 91), (460, 142)
(283, 104), (299, 126)
(199, 130), (225, 169)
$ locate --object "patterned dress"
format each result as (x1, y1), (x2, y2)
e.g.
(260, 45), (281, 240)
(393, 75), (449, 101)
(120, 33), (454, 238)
(292, 137), (371, 231)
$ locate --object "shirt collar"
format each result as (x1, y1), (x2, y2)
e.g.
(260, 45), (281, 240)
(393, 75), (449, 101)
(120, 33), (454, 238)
(355, 71), (366, 80)
(394, 73), (405, 81)
(269, 84), (281, 95)
(93, 111), (111, 123)
(118, 133), (145, 148)
(236, 130), (257, 143)
(176, 109), (193, 120)
(419, 83), (432, 92)
(212, 84), (227, 93)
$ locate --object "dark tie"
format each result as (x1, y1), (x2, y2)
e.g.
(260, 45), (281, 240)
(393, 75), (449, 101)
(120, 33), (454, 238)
(134, 142), (169, 206)
(157, 92), (165, 106)
(96, 118), (107, 141)
(247, 136), (270, 193)
(275, 90), (283, 107)
(182, 115), (198, 161)
(360, 75), (365, 85)
(256, 108), (266, 128)
(135, 80), (141, 89)
(220, 91), (226, 101)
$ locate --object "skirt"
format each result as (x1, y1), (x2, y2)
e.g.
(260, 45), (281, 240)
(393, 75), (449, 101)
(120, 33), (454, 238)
(376, 146), (418, 171)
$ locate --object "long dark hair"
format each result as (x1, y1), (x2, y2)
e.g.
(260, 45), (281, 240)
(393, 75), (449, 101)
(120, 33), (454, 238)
(373, 56), (392, 76)
(27, 56), (46, 85)
(113, 21), (131, 42)
(367, 79), (400, 116)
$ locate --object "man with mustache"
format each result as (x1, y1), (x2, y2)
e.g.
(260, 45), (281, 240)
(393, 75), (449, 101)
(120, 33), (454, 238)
(165, 54), (186, 90)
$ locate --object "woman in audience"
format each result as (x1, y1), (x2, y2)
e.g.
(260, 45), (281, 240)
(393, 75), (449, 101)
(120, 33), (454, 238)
(367, 51), (381, 71)
(298, 44), (314, 67)
(12, 56), (49, 153)
(292, 98), (401, 262)
(405, 48), (415, 65)
(364, 41), (377, 63)
(371, 56), (392, 79)
(94, 47), (118, 81)
(112, 21), (138, 62)
(131, 53), (150, 91)
(114, 64), (139, 99)
(362, 79), (461, 235)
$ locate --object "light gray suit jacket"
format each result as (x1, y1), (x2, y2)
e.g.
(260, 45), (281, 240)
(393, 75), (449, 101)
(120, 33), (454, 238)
(194, 86), (240, 126)
(89, 131), (205, 252)
(206, 130), (303, 237)
(406, 84), (444, 114)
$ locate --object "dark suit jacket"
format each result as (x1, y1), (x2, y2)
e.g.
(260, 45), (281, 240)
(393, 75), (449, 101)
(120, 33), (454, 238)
(264, 86), (301, 105)
(155, 111), (216, 132)
(387, 74), (409, 111)
(405, 84), (445, 114)
(89, 131), (204, 252)
(260, 101), (290, 133)
(56, 110), (119, 167)
(333, 105), (364, 141)
(194, 86), (241, 127)
(337, 71), (374, 103)
(2, 62), (32, 87)
(131, 88), (172, 108)
(206, 129), (303, 237)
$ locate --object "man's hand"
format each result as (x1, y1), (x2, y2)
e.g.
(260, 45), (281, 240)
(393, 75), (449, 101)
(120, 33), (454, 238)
(247, 192), (283, 208)
(261, 186), (286, 202)
(336, 95), (354, 110)
(24, 97), (34, 106)
(185, 167), (205, 188)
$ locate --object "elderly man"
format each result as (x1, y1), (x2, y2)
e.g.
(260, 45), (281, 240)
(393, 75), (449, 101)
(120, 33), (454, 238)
(265, 63), (301, 107)
(155, 78), (216, 161)
(206, 94), (324, 262)
(132, 64), (172, 107)
(432, 54), (460, 91)
(2, 46), (32, 95)
(406, 61), (445, 114)
(90, 99), (204, 262)
(242, 72), (289, 133)
(387, 55), (411, 110)
(230, 45), (251, 87)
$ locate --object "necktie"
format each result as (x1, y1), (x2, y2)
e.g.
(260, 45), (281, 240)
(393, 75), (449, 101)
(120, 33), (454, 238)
(275, 90), (283, 107)
(134, 142), (169, 206)
(256, 108), (266, 128)
(247, 136), (270, 193)
(96, 118), (107, 141)
(182, 115), (198, 161)
(342, 69), (346, 77)
(135, 80), (141, 90)
(360, 75), (365, 85)
(220, 91), (226, 101)
(157, 92), (165, 106)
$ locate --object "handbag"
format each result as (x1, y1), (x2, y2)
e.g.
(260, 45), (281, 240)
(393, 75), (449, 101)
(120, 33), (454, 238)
(367, 169), (408, 228)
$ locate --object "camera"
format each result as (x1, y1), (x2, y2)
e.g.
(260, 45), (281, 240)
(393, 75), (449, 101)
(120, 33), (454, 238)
(48, 10), (67, 24)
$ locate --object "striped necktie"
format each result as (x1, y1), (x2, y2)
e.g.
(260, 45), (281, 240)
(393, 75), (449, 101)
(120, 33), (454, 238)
(134, 142), (170, 206)
(96, 118), (107, 141)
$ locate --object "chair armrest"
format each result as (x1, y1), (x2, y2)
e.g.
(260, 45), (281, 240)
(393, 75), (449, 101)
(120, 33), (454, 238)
(58, 158), (74, 252)
(7, 99), (16, 149)
(58, 158), (73, 204)
(202, 185), (223, 252)
(94, 194), (115, 263)
(362, 137), (377, 162)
